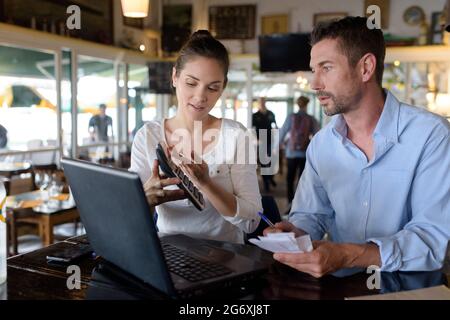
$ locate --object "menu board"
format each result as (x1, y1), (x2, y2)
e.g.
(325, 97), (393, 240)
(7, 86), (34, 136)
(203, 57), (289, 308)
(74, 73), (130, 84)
(209, 5), (256, 40)
(148, 62), (173, 94)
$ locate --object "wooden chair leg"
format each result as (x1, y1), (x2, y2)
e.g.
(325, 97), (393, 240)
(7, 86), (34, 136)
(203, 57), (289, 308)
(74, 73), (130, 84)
(6, 209), (18, 256)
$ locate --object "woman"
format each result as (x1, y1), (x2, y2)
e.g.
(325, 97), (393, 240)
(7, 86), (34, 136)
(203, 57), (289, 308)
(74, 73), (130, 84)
(130, 30), (262, 244)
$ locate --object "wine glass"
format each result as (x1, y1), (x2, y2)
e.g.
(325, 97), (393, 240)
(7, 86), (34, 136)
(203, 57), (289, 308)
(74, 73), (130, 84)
(34, 172), (43, 190)
(38, 173), (51, 206)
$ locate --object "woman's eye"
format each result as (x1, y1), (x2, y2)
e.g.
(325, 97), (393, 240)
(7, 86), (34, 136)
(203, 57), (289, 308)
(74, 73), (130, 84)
(186, 82), (196, 87)
(208, 87), (219, 92)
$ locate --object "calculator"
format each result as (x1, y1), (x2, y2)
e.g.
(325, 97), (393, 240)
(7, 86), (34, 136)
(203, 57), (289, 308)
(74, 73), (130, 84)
(156, 143), (205, 211)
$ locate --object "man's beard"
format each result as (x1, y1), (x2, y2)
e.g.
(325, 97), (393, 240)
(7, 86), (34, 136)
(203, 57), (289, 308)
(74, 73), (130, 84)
(317, 90), (357, 116)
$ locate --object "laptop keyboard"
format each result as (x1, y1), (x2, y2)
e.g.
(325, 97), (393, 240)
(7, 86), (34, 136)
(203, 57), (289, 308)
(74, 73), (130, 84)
(162, 243), (232, 282)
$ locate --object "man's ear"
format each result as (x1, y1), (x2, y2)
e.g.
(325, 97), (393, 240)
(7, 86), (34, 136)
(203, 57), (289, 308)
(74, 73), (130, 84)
(360, 53), (376, 83)
(171, 67), (177, 88)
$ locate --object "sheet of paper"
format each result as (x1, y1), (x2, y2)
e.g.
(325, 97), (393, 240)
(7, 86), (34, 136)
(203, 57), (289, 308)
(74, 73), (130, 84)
(249, 232), (313, 253)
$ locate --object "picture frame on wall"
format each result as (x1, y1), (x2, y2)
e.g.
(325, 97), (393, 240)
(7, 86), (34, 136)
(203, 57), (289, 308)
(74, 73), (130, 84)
(364, 0), (390, 29)
(261, 14), (289, 35)
(209, 5), (256, 39)
(430, 11), (444, 44)
(162, 5), (192, 54)
(313, 12), (347, 26)
(0, 0), (114, 44)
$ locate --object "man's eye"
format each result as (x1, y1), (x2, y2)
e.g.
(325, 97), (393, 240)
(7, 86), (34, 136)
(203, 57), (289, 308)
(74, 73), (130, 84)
(323, 66), (332, 71)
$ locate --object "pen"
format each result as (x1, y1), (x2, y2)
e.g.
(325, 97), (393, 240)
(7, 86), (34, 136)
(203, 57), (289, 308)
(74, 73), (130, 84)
(257, 211), (275, 227)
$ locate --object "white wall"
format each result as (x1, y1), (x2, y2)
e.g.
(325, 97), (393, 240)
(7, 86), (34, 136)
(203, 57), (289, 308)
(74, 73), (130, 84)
(160, 0), (447, 54)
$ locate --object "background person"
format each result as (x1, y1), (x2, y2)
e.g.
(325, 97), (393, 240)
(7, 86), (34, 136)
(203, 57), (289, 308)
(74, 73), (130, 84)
(252, 97), (277, 192)
(278, 96), (320, 205)
(88, 103), (113, 143)
(0, 124), (7, 149)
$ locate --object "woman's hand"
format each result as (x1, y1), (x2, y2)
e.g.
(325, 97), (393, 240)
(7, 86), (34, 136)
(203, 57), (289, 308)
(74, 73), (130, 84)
(143, 159), (186, 206)
(179, 151), (211, 188)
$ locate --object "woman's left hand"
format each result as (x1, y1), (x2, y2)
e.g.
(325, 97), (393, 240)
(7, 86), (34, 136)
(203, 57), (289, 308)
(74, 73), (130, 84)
(179, 151), (211, 188)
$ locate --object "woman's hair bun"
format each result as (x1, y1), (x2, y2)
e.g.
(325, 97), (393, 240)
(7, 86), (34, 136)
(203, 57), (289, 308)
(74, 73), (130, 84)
(190, 30), (213, 41)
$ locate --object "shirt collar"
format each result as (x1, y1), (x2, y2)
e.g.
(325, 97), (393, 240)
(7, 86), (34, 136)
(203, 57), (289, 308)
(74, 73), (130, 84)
(331, 90), (400, 144)
(373, 90), (400, 144)
(331, 114), (347, 140)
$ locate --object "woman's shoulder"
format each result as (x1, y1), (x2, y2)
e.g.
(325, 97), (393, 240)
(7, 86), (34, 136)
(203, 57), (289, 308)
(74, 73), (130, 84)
(133, 120), (162, 143)
(220, 118), (247, 131)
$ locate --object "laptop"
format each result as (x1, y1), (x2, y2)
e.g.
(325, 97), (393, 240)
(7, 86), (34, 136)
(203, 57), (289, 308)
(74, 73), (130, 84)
(61, 158), (269, 299)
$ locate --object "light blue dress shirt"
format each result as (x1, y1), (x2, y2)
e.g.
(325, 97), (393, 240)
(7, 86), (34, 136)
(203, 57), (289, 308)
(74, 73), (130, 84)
(289, 91), (450, 275)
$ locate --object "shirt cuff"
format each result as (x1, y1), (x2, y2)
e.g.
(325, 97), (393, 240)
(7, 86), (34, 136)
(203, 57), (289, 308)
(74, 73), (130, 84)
(222, 196), (261, 232)
(367, 237), (402, 272)
(289, 216), (325, 241)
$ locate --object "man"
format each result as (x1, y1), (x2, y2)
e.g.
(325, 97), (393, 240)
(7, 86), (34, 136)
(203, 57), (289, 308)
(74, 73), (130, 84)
(88, 104), (113, 143)
(0, 124), (7, 149)
(265, 17), (450, 278)
(279, 96), (320, 204)
(252, 97), (277, 192)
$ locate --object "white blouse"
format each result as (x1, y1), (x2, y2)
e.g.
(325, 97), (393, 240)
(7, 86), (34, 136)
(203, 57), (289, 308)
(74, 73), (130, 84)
(130, 118), (262, 244)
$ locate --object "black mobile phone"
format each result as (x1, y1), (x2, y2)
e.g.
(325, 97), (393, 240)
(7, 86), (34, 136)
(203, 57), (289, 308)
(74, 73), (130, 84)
(46, 243), (93, 264)
(156, 143), (205, 211)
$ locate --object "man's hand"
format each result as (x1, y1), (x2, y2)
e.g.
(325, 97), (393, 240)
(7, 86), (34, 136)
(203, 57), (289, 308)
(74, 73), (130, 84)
(263, 221), (308, 237)
(273, 241), (381, 278)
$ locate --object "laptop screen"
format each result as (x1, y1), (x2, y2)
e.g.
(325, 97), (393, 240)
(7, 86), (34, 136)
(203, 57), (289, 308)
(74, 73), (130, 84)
(61, 158), (177, 297)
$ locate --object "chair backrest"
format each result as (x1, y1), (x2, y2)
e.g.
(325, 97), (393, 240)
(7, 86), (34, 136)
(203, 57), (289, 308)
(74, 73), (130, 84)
(246, 195), (282, 241)
(27, 139), (43, 149)
(27, 139), (56, 165)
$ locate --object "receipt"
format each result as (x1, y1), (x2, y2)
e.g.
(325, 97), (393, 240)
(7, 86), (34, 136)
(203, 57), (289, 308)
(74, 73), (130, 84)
(249, 232), (313, 253)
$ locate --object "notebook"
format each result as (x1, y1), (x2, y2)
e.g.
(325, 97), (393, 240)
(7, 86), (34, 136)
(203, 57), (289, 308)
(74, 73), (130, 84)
(61, 158), (268, 299)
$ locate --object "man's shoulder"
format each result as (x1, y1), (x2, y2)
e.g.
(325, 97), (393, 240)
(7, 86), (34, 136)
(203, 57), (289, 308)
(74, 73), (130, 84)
(399, 103), (450, 137)
(89, 115), (99, 124)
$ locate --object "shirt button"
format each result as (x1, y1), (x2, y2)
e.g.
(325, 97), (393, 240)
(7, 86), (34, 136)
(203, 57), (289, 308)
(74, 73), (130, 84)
(363, 201), (368, 207)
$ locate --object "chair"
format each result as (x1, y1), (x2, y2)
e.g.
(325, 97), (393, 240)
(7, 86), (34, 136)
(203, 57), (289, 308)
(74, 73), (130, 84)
(27, 139), (56, 165)
(8, 164), (69, 255)
(246, 195), (282, 241)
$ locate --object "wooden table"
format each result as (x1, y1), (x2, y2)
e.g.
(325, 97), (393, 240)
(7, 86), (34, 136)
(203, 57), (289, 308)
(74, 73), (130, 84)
(0, 161), (33, 195)
(5, 235), (450, 300)
(0, 161), (32, 175)
(5, 190), (79, 254)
